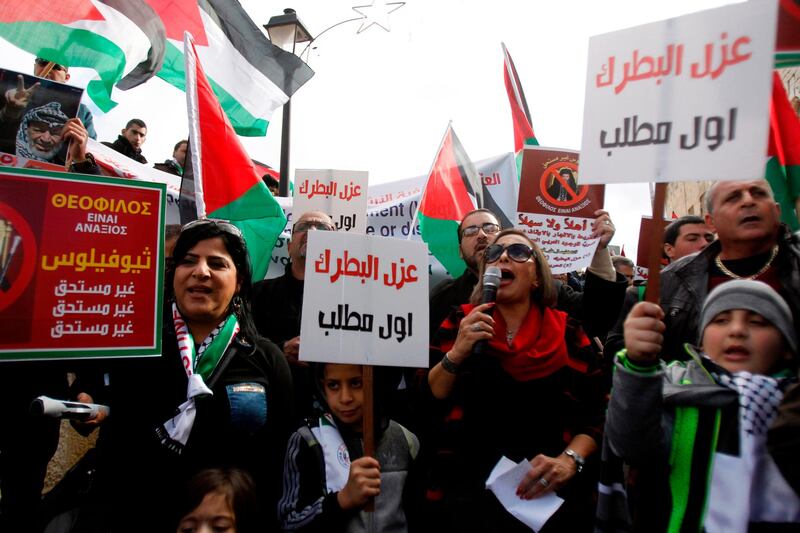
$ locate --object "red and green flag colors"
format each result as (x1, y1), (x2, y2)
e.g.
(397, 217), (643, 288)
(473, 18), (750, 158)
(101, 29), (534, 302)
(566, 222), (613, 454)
(415, 124), (483, 278)
(502, 42), (538, 152)
(0, 0), (165, 112)
(0, 0), (313, 136)
(183, 32), (287, 281)
(502, 43), (538, 179)
(775, 0), (800, 68)
(151, 0), (314, 136)
(767, 71), (800, 231)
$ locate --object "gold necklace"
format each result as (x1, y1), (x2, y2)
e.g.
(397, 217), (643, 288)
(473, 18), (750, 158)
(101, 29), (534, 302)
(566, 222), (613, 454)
(714, 245), (779, 280)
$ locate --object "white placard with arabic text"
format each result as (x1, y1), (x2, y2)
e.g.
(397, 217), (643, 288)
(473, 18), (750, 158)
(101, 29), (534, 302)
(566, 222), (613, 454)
(517, 214), (599, 274)
(579, 0), (778, 184)
(294, 169), (369, 233)
(299, 231), (429, 367)
(634, 265), (649, 283)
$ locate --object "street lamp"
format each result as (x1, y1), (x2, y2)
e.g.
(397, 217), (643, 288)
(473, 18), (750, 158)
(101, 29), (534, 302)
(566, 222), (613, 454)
(265, 8), (312, 197)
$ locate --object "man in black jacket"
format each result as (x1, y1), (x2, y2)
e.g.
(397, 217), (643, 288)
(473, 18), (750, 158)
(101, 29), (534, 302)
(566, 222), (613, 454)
(102, 118), (147, 164)
(429, 208), (499, 336)
(252, 211), (335, 420)
(606, 179), (800, 361)
(603, 216), (715, 364)
(154, 139), (187, 176)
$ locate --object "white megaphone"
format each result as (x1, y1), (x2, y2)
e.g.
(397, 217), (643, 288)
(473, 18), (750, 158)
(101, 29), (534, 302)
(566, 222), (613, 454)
(30, 395), (110, 420)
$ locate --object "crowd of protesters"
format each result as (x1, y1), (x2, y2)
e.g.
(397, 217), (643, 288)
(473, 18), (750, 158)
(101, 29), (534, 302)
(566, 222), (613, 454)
(2, 62), (800, 533)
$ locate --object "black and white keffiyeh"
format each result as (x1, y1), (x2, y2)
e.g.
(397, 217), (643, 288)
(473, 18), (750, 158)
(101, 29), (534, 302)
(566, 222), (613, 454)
(715, 371), (788, 436)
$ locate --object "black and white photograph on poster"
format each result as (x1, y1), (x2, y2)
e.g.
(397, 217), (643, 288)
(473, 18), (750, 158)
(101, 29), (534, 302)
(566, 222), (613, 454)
(0, 67), (83, 165)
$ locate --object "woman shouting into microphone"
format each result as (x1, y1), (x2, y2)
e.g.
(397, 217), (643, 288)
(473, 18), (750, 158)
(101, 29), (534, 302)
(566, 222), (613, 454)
(424, 229), (605, 532)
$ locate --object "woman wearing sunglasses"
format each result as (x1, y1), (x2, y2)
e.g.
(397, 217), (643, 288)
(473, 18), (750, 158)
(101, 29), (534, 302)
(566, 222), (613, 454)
(73, 219), (293, 532)
(425, 229), (605, 532)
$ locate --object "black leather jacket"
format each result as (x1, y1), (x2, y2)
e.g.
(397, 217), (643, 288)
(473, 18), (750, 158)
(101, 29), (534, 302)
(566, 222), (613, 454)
(658, 226), (800, 358)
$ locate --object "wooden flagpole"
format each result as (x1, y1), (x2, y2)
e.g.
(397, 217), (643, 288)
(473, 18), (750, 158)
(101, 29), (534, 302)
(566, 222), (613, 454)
(644, 183), (668, 304)
(40, 61), (56, 78)
(362, 364), (375, 512)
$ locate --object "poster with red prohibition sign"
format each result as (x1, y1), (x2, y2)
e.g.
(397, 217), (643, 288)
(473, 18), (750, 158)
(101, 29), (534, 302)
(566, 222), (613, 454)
(516, 146), (605, 274)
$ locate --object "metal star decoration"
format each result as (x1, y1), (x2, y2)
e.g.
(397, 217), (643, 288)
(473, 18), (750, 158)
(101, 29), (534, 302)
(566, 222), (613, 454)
(352, 0), (405, 33)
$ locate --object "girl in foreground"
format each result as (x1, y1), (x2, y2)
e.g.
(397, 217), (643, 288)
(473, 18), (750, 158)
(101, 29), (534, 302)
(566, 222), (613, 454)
(177, 468), (258, 533)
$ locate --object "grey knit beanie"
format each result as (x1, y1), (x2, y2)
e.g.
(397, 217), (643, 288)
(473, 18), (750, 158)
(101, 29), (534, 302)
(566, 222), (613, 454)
(699, 280), (797, 355)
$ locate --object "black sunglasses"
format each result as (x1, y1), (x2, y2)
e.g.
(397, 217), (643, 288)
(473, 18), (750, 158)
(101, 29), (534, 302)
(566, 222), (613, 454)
(182, 218), (243, 237)
(485, 243), (535, 263)
(35, 58), (67, 72)
(461, 222), (500, 238)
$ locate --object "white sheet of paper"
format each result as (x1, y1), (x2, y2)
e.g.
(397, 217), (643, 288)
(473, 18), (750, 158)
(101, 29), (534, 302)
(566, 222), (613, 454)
(486, 456), (564, 532)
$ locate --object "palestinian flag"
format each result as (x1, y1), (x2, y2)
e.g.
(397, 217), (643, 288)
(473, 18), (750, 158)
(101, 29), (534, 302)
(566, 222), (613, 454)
(252, 160), (280, 183)
(416, 124), (482, 278)
(151, 0), (314, 136)
(502, 43), (539, 182)
(0, 0), (165, 111)
(767, 71), (800, 231)
(184, 32), (287, 281)
(502, 42), (537, 152)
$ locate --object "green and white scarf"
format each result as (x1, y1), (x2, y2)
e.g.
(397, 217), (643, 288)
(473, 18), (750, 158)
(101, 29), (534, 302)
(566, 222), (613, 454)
(155, 302), (239, 454)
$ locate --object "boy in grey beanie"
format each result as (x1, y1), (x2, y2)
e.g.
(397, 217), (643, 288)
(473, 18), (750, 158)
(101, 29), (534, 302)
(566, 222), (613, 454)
(699, 279), (797, 361)
(601, 280), (800, 531)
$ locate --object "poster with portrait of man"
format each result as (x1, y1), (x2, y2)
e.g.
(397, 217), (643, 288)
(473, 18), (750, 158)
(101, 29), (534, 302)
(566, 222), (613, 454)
(0, 67), (83, 166)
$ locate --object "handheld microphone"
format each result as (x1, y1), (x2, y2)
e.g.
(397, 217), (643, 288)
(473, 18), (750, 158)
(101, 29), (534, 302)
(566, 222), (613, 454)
(473, 266), (501, 356)
(30, 396), (110, 420)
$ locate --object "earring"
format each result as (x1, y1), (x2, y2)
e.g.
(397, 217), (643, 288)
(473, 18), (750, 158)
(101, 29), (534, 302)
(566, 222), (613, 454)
(232, 295), (243, 316)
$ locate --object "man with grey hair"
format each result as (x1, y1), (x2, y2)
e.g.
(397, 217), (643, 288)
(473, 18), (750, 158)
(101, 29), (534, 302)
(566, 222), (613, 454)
(252, 210), (335, 419)
(15, 102), (68, 162)
(652, 179), (800, 359)
(611, 255), (635, 286)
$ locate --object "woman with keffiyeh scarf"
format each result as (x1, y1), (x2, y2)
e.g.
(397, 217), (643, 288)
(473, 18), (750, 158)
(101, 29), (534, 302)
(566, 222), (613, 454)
(72, 220), (293, 533)
(423, 229), (606, 532)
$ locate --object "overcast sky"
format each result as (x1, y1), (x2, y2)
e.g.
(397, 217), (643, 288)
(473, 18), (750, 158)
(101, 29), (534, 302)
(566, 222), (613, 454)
(0, 0), (733, 260)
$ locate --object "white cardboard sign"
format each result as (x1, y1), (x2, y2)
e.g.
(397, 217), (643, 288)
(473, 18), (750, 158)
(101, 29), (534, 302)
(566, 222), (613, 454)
(299, 231), (429, 368)
(579, 0), (778, 184)
(293, 169), (369, 233)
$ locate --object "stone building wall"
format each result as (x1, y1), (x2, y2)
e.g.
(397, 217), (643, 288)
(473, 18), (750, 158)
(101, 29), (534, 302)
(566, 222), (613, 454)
(665, 180), (714, 218)
(665, 68), (800, 218)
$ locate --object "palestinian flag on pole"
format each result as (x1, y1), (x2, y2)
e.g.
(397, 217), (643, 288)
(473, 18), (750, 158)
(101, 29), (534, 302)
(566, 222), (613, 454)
(502, 43), (538, 180)
(502, 42), (537, 151)
(0, 0), (165, 111)
(767, 71), (800, 231)
(415, 124), (482, 278)
(151, 0), (314, 136)
(184, 32), (287, 281)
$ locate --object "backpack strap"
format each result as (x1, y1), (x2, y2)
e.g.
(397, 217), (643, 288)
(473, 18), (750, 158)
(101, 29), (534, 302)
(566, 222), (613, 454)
(398, 424), (419, 460)
(297, 424), (328, 494)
